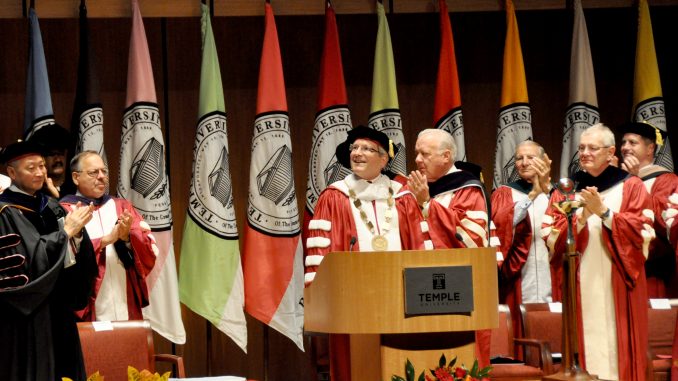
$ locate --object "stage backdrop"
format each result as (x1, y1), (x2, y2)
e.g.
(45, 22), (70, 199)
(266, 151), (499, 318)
(0, 3), (677, 380)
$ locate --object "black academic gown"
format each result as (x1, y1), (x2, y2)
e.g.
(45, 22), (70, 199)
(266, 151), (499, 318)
(0, 189), (97, 381)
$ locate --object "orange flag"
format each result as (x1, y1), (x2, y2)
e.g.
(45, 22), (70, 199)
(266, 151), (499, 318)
(493, 0), (533, 188)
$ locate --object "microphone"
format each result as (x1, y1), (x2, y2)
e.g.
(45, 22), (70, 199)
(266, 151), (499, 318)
(454, 229), (466, 247)
(349, 236), (357, 252)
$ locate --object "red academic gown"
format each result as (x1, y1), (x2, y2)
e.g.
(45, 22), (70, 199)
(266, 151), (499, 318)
(305, 175), (427, 381)
(660, 180), (678, 381)
(492, 183), (558, 347)
(543, 170), (650, 381)
(641, 170), (678, 298)
(423, 168), (492, 367)
(61, 196), (156, 321)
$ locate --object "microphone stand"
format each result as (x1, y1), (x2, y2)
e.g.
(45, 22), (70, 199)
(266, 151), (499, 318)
(544, 178), (596, 380)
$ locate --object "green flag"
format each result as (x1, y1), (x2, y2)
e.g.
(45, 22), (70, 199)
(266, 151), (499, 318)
(367, 2), (406, 176)
(179, 4), (247, 352)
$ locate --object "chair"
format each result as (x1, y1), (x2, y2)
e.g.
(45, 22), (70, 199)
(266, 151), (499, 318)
(77, 320), (185, 381)
(490, 304), (554, 380)
(520, 303), (562, 374)
(648, 299), (678, 381)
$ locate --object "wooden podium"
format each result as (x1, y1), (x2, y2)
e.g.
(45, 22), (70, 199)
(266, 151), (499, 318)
(304, 248), (498, 380)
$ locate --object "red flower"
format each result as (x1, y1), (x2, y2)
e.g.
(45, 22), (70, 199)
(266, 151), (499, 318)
(453, 367), (466, 378)
(433, 368), (454, 381)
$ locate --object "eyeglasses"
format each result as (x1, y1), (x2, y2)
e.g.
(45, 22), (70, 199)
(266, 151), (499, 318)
(79, 168), (109, 178)
(349, 144), (380, 155)
(577, 145), (609, 154)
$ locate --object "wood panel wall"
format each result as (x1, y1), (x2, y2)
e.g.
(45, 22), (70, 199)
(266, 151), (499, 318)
(1, 3), (677, 380)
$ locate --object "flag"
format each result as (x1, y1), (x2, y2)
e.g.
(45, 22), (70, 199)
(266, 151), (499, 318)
(493, 0), (532, 188)
(560, 0), (600, 178)
(434, 0), (465, 161)
(633, 0), (672, 170)
(24, 7), (55, 139)
(304, 0), (352, 235)
(118, 0), (185, 344)
(367, 1), (406, 175)
(178, 4), (247, 353)
(242, 2), (304, 351)
(71, 0), (107, 192)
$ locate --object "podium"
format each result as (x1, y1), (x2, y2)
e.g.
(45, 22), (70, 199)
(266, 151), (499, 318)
(304, 248), (498, 380)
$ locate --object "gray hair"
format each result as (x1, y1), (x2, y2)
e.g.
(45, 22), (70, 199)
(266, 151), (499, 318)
(581, 123), (615, 147)
(516, 140), (545, 157)
(417, 128), (457, 158)
(70, 150), (100, 173)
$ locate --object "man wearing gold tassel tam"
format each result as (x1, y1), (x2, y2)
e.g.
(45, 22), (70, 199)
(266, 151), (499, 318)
(304, 125), (427, 381)
(619, 121), (678, 298)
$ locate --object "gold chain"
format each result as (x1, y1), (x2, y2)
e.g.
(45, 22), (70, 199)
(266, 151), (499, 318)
(346, 183), (394, 236)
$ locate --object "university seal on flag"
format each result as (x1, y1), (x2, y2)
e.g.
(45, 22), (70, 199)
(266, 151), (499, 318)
(306, 106), (352, 214)
(563, 103), (599, 177)
(248, 112), (300, 236)
(118, 102), (172, 230)
(78, 106), (106, 159)
(188, 111), (237, 238)
(494, 103), (532, 187)
(368, 110), (406, 175)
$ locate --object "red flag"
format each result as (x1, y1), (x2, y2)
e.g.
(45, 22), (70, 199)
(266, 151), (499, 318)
(303, 1), (353, 262)
(433, 0), (465, 161)
(243, 2), (304, 351)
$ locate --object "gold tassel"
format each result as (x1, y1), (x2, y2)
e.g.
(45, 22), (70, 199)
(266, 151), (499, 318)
(643, 120), (664, 146)
(388, 140), (394, 158)
(655, 127), (664, 146)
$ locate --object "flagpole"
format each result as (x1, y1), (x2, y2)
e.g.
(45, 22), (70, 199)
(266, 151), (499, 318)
(206, 320), (212, 375)
(263, 325), (269, 381)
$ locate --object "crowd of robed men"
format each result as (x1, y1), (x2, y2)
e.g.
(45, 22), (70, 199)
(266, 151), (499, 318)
(305, 122), (678, 381)
(1, 120), (677, 381)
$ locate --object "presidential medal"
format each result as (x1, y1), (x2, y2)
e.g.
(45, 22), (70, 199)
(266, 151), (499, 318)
(372, 235), (388, 251)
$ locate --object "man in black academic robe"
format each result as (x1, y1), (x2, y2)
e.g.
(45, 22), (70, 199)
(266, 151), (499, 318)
(0, 140), (97, 381)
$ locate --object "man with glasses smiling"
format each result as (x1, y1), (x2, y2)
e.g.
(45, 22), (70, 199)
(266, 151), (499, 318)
(542, 124), (653, 381)
(60, 151), (157, 323)
(618, 121), (678, 298)
(305, 126), (427, 381)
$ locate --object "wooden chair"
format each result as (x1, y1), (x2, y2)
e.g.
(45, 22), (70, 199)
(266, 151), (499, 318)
(77, 320), (185, 381)
(520, 303), (562, 375)
(490, 304), (555, 381)
(648, 299), (678, 381)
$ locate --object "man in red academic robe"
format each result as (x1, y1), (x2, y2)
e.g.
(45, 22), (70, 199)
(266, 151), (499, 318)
(619, 121), (678, 298)
(60, 151), (157, 321)
(659, 186), (678, 381)
(542, 124), (652, 381)
(406, 128), (492, 367)
(305, 126), (426, 381)
(491, 140), (556, 344)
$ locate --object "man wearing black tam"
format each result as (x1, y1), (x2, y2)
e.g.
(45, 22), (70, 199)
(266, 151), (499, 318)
(304, 125), (427, 381)
(619, 121), (678, 298)
(28, 123), (73, 197)
(543, 124), (652, 381)
(0, 140), (97, 381)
